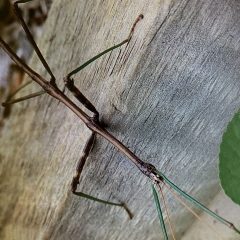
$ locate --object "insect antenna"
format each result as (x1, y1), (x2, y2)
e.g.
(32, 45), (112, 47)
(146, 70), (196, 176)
(158, 171), (240, 235)
(155, 183), (176, 240)
(162, 181), (223, 239)
(152, 185), (169, 240)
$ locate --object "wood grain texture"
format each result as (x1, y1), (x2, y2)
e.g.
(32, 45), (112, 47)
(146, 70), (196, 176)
(1, 0), (240, 239)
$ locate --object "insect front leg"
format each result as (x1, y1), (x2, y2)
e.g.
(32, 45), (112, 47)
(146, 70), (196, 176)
(13, 0), (56, 83)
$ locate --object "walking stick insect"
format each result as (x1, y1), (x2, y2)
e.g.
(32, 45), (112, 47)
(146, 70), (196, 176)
(1, 1), (240, 239)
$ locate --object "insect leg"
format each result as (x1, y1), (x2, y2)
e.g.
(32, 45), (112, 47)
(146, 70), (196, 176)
(13, 0), (56, 83)
(74, 191), (133, 219)
(63, 14), (143, 119)
(71, 132), (96, 193)
(72, 132), (133, 219)
(6, 80), (32, 100)
(2, 90), (45, 106)
(63, 33), (132, 119)
(63, 78), (99, 120)
(66, 14), (143, 80)
(1, 79), (31, 117)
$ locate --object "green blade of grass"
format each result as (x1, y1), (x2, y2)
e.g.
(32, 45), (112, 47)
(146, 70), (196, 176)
(152, 184), (169, 240)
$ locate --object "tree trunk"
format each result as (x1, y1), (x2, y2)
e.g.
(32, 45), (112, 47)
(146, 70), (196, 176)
(1, 0), (240, 239)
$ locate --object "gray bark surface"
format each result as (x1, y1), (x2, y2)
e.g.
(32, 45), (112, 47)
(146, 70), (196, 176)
(1, 0), (240, 239)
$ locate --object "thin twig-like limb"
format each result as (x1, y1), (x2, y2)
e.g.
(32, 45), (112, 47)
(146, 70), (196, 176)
(156, 184), (176, 240)
(13, 0), (56, 82)
(66, 40), (128, 79)
(2, 90), (46, 106)
(64, 14), (144, 119)
(66, 14), (144, 80)
(63, 78), (99, 119)
(2, 80), (32, 117)
(162, 182), (223, 240)
(71, 133), (133, 219)
(158, 171), (240, 235)
(127, 14), (144, 41)
(74, 191), (133, 219)
(71, 132), (96, 193)
(7, 80), (32, 100)
(71, 131), (132, 218)
(152, 185), (168, 240)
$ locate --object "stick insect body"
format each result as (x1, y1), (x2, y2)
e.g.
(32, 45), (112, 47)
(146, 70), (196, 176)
(1, 1), (240, 239)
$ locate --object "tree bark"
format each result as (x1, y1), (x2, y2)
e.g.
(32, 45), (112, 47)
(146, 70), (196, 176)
(1, 0), (240, 239)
